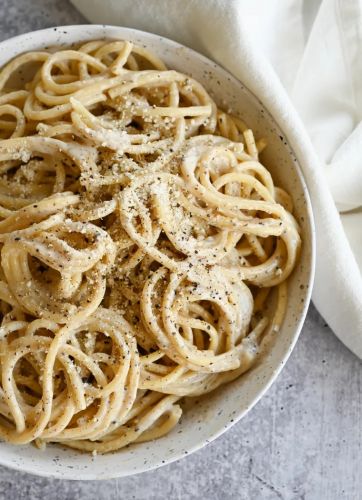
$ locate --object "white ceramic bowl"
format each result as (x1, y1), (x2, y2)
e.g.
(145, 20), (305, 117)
(0, 25), (315, 479)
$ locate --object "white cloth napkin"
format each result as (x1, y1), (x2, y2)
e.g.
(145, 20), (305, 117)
(71, 0), (362, 358)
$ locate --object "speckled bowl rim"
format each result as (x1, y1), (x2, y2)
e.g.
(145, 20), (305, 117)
(0, 25), (315, 480)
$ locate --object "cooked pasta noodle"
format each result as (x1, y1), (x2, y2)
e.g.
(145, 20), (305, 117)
(0, 39), (301, 454)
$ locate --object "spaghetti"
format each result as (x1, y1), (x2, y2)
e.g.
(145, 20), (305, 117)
(0, 39), (301, 453)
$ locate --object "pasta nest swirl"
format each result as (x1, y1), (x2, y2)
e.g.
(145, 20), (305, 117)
(0, 212), (116, 322)
(180, 136), (301, 287)
(0, 308), (139, 447)
(141, 265), (253, 372)
(0, 136), (89, 216)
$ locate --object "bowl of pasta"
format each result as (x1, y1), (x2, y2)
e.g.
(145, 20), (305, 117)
(0, 25), (314, 479)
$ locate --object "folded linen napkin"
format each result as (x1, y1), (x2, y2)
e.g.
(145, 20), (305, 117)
(71, 0), (362, 358)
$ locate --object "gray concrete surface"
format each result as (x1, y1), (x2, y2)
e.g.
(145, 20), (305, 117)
(0, 1), (361, 498)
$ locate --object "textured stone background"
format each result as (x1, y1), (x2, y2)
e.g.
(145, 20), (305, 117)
(0, 1), (361, 498)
